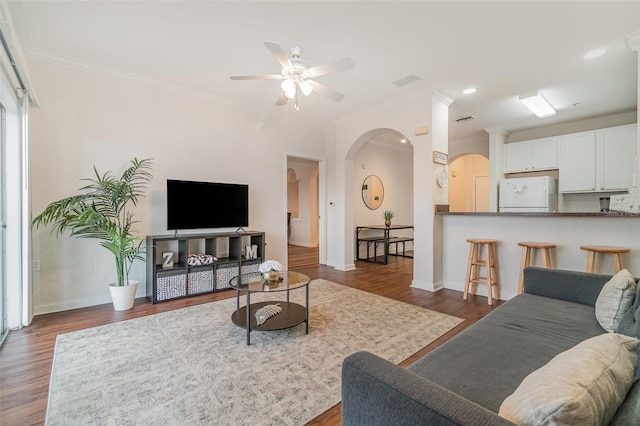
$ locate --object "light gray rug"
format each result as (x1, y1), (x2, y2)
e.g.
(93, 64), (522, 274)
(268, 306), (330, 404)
(46, 279), (463, 425)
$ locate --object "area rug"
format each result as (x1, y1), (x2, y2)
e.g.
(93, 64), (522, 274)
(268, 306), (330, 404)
(46, 279), (463, 425)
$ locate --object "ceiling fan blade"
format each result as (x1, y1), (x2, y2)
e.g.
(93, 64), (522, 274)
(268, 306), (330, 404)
(230, 75), (283, 80)
(307, 80), (344, 102)
(264, 41), (292, 69)
(307, 58), (355, 77)
(275, 92), (289, 106)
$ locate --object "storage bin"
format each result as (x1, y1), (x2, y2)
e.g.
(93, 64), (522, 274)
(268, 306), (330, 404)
(188, 268), (214, 294)
(156, 270), (187, 301)
(216, 264), (239, 290)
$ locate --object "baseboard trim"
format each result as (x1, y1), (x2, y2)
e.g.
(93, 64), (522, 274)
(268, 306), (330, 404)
(35, 290), (147, 315)
(410, 279), (436, 292)
(287, 241), (319, 248)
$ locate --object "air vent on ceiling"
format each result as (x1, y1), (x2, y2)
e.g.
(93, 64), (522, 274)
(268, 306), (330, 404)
(455, 115), (476, 123)
(393, 74), (421, 87)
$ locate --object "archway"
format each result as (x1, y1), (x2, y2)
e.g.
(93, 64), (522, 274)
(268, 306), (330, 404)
(347, 128), (414, 266)
(448, 154), (489, 212)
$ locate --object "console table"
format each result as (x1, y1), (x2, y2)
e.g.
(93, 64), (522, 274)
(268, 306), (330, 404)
(356, 225), (414, 264)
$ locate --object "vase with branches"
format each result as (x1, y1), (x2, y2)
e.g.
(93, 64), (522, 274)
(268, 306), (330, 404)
(383, 210), (394, 227)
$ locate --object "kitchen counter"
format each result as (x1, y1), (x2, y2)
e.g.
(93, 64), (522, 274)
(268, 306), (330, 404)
(438, 213), (640, 302)
(438, 211), (640, 217)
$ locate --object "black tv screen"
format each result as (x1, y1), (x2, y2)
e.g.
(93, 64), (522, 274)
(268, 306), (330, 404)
(167, 179), (249, 230)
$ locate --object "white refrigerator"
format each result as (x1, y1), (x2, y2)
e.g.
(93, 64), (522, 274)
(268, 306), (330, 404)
(499, 176), (557, 213)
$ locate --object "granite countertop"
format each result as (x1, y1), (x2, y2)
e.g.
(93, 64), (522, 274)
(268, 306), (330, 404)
(437, 211), (640, 217)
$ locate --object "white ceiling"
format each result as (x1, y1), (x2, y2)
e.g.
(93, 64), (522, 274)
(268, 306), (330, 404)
(5, 1), (639, 141)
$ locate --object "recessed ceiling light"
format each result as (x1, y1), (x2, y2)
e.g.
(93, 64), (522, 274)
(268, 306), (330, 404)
(583, 48), (606, 59)
(462, 88), (477, 95)
(400, 137), (408, 144)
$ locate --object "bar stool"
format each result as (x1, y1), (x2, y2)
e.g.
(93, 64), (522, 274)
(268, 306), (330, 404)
(463, 239), (499, 306)
(517, 242), (556, 294)
(580, 245), (630, 273)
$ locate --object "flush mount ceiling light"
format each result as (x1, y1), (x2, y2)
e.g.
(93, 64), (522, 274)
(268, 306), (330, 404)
(462, 87), (477, 95)
(519, 92), (556, 118)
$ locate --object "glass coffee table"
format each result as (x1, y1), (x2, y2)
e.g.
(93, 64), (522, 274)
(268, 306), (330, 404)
(229, 271), (311, 345)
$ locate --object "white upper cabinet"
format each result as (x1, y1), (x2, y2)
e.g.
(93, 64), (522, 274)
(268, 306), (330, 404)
(598, 124), (637, 191)
(559, 131), (597, 192)
(504, 137), (558, 173)
(559, 124), (637, 193)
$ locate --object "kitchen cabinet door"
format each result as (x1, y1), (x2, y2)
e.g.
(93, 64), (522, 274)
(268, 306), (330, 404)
(530, 137), (558, 170)
(504, 137), (557, 173)
(559, 131), (596, 192)
(504, 141), (529, 172)
(598, 124), (637, 191)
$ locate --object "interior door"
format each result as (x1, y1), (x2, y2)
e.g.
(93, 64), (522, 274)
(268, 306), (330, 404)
(474, 175), (490, 212)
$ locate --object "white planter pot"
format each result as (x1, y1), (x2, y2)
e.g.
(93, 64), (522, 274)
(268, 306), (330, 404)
(108, 280), (138, 311)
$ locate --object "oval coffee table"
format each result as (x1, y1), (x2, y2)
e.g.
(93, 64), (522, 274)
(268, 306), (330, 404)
(229, 271), (311, 345)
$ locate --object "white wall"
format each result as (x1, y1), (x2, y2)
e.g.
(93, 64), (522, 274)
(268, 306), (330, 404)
(28, 59), (326, 314)
(330, 95), (435, 272)
(330, 91), (451, 293)
(449, 133), (489, 159)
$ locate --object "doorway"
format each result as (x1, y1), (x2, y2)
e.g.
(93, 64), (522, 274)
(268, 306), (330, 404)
(286, 157), (320, 270)
(474, 175), (490, 212)
(448, 154), (489, 212)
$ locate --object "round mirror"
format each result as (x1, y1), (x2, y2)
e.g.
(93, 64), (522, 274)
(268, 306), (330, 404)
(362, 175), (384, 210)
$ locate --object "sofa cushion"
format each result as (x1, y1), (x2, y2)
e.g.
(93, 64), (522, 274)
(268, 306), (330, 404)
(408, 293), (605, 413)
(498, 333), (639, 426)
(595, 269), (637, 332)
(611, 379), (640, 425)
(615, 279), (640, 381)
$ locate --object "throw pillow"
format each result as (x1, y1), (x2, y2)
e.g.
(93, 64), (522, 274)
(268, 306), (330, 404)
(498, 333), (639, 426)
(595, 269), (636, 332)
(615, 279), (640, 381)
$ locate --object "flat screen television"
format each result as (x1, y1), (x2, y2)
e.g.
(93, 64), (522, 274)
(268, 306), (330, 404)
(167, 179), (249, 230)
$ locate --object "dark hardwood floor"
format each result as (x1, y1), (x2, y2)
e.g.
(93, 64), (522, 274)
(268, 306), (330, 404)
(0, 246), (500, 426)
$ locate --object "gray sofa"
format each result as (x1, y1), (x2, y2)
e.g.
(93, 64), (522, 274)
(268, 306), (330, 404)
(342, 267), (640, 425)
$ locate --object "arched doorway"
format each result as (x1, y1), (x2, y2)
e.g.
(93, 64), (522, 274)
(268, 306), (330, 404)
(448, 154), (489, 212)
(347, 128), (414, 268)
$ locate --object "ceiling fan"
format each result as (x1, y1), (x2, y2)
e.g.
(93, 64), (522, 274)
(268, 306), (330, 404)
(230, 41), (355, 110)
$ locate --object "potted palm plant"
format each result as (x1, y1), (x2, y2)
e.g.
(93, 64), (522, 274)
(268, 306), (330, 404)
(31, 158), (153, 311)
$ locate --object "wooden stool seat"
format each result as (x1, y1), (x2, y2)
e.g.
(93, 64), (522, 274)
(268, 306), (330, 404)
(580, 245), (630, 274)
(464, 239), (499, 306)
(517, 242), (556, 294)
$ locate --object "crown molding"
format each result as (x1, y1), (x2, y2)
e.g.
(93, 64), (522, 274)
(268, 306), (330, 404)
(26, 48), (326, 131)
(484, 125), (509, 136)
(432, 90), (455, 107)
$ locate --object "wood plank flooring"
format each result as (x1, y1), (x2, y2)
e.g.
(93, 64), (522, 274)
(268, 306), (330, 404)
(0, 246), (500, 426)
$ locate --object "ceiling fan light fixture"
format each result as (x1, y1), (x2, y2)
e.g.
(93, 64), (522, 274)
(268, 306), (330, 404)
(281, 78), (297, 99)
(519, 92), (556, 118)
(299, 80), (313, 96)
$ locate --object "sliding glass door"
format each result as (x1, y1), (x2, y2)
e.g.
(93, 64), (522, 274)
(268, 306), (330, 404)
(0, 103), (6, 345)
